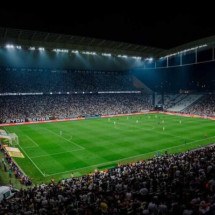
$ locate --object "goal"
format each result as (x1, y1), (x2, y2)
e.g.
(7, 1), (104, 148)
(0, 130), (19, 146)
(8, 133), (19, 146)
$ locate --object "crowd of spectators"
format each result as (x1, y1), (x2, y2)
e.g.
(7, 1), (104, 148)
(182, 95), (215, 117)
(157, 94), (180, 109)
(0, 145), (215, 214)
(0, 67), (135, 93)
(0, 67), (152, 123)
(1, 67), (215, 214)
(0, 94), (152, 123)
(1, 92), (215, 124)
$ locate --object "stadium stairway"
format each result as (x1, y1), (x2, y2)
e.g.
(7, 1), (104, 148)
(167, 94), (203, 112)
(180, 94), (205, 112)
(132, 76), (153, 94)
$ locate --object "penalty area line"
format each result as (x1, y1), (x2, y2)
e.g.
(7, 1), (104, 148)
(30, 148), (85, 159)
(18, 144), (45, 177)
(42, 127), (85, 150)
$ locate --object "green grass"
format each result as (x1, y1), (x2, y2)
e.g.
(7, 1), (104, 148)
(2, 113), (215, 184)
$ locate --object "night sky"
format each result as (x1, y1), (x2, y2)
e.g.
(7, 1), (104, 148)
(0, 3), (214, 49)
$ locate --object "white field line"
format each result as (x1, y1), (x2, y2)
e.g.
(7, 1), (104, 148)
(41, 127), (85, 150)
(4, 115), (214, 178)
(18, 144), (45, 177)
(25, 135), (39, 147)
(3, 127), (43, 178)
(23, 146), (39, 149)
(30, 148), (84, 159)
(44, 135), (215, 177)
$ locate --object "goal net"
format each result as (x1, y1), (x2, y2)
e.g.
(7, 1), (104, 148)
(0, 130), (19, 146)
(8, 133), (19, 146)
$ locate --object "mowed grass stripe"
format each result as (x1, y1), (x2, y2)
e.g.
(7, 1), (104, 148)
(2, 113), (215, 183)
(45, 135), (215, 177)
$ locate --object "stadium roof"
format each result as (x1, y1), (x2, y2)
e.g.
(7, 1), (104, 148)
(160, 35), (215, 57)
(0, 27), (214, 61)
(0, 27), (164, 58)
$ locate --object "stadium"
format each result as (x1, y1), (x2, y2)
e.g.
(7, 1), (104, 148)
(0, 21), (215, 214)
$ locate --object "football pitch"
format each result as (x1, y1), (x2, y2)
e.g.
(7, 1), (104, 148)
(2, 113), (215, 184)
